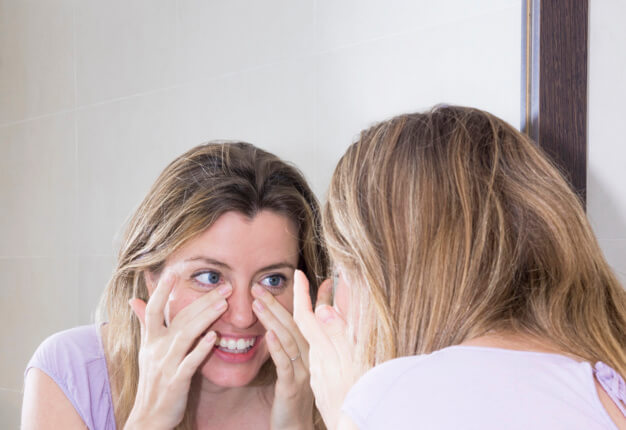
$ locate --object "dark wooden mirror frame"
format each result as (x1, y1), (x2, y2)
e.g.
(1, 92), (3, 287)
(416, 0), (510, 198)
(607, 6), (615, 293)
(521, 0), (588, 206)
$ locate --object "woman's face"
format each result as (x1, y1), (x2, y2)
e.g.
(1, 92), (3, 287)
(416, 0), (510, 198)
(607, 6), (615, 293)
(147, 210), (300, 388)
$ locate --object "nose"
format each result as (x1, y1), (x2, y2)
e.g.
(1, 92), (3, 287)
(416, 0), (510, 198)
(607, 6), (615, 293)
(222, 283), (257, 329)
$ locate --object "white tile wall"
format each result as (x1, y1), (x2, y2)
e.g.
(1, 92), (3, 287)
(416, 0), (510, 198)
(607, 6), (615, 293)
(177, 0), (316, 83)
(314, 5), (520, 195)
(78, 255), (116, 324)
(315, 0), (518, 52)
(178, 57), (318, 191)
(1, 1), (530, 428)
(587, 0), (626, 285)
(0, 0), (75, 125)
(0, 389), (22, 430)
(0, 113), (77, 257)
(74, 0), (178, 106)
(76, 88), (182, 255)
(0, 257), (79, 392)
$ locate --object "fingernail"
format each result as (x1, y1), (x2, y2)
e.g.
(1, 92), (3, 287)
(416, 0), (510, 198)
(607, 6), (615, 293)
(204, 331), (217, 343)
(251, 284), (265, 297)
(253, 299), (265, 313)
(214, 299), (227, 311)
(218, 284), (232, 296)
(316, 305), (334, 323)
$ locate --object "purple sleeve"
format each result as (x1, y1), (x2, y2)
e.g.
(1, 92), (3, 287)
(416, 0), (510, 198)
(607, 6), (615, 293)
(25, 325), (116, 430)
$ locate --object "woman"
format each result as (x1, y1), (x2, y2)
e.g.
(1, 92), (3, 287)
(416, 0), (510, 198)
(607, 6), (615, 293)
(22, 142), (329, 430)
(294, 106), (626, 429)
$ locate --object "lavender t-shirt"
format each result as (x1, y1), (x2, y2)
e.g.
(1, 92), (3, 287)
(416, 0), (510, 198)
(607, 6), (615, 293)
(342, 346), (626, 429)
(25, 325), (116, 430)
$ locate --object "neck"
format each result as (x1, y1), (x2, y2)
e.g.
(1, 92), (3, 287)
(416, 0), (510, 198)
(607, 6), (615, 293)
(191, 377), (274, 429)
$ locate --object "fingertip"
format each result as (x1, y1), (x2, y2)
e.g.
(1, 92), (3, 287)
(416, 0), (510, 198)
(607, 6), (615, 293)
(315, 304), (336, 323)
(294, 269), (309, 287)
(319, 278), (333, 292)
(164, 270), (178, 285)
(128, 297), (142, 312)
(266, 329), (277, 344)
(204, 330), (217, 344)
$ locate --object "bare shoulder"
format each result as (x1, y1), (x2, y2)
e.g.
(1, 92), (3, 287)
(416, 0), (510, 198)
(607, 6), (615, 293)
(595, 380), (626, 430)
(22, 368), (87, 430)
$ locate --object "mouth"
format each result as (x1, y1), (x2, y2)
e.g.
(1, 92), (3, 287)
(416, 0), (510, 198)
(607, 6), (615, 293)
(215, 335), (257, 354)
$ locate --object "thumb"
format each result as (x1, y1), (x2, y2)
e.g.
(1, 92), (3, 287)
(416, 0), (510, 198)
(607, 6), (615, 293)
(314, 304), (347, 344)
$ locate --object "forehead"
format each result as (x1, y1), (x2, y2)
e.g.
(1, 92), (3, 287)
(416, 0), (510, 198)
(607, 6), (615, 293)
(169, 210), (300, 270)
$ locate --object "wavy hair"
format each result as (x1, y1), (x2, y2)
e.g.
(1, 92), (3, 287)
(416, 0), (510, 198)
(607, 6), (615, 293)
(324, 105), (626, 378)
(97, 142), (329, 429)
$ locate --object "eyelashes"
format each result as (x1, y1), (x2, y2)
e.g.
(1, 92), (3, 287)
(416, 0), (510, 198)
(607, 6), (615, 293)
(193, 270), (222, 287)
(191, 270), (289, 294)
(259, 274), (287, 291)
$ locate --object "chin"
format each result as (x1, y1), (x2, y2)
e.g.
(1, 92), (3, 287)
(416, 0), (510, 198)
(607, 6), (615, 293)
(199, 349), (271, 388)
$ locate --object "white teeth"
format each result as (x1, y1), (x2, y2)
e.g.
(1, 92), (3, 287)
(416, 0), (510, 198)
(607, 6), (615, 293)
(216, 337), (256, 353)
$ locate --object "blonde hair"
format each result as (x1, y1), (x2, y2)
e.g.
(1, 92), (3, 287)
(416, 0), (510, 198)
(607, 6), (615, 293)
(97, 142), (328, 429)
(324, 105), (626, 378)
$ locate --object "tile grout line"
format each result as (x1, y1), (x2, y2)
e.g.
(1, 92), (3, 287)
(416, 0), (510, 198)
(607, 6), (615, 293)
(0, 387), (23, 394)
(0, 254), (114, 260)
(0, 3), (520, 131)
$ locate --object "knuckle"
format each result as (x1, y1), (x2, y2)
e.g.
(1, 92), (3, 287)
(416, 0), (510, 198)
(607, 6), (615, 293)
(281, 337), (297, 351)
(173, 330), (193, 346)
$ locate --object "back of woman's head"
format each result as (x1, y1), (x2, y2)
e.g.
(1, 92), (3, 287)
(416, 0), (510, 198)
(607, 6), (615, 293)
(324, 105), (626, 375)
(98, 141), (328, 428)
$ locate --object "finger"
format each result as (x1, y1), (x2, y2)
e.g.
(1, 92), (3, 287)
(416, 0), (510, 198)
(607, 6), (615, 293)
(292, 270), (334, 354)
(176, 330), (217, 380)
(315, 278), (333, 309)
(166, 297), (228, 361)
(169, 284), (232, 330)
(251, 285), (308, 352)
(145, 271), (177, 332)
(252, 298), (306, 367)
(264, 330), (296, 383)
(292, 270), (317, 334)
(314, 304), (350, 352)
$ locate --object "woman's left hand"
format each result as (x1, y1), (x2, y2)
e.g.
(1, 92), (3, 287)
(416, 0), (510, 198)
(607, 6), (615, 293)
(292, 270), (358, 430)
(251, 282), (315, 430)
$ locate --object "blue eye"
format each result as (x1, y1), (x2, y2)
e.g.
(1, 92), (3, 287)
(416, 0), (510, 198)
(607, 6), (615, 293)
(194, 271), (222, 286)
(260, 274), (286, 290)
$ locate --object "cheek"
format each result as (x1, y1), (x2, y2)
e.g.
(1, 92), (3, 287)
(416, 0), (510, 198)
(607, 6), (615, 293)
(276, 290), (294, 314)
(164, 286), (203, 322)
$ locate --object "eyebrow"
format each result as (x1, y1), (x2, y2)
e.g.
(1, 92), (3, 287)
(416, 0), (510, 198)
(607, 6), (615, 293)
(184, 256), (296, 274)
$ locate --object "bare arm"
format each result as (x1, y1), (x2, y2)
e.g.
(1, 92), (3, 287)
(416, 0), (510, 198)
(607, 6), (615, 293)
(595, 380), (626, 430)
(21, 368), (87, 430)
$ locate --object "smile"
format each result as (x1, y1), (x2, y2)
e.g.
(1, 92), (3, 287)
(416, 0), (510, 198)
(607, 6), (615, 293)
(216, 336), (257, 354)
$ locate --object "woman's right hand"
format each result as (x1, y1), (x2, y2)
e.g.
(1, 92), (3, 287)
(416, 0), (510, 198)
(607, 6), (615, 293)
(125, 268), (232, 430)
